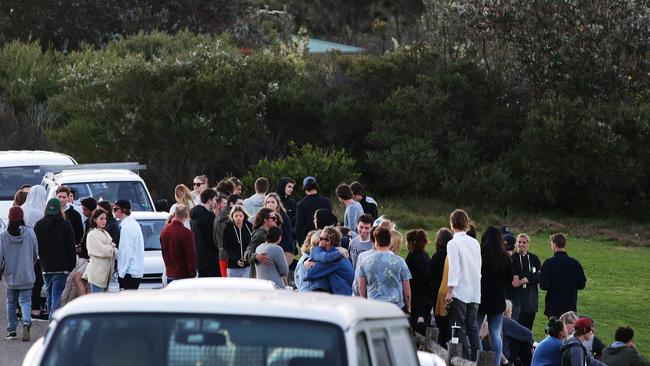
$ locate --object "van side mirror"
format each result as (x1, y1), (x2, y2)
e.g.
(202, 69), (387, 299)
(155, 199), (169, 212)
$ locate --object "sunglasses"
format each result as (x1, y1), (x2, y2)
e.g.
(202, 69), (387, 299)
(112, 207), (121, 212)
(266, 215), (278, 220)
(193, 182), (204, 187)
(319, 237), (330, 242)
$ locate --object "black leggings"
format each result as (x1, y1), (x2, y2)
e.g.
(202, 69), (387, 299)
(31, 260), (44, 311)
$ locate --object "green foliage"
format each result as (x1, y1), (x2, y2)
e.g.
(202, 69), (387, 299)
(243, 142), (360, 200)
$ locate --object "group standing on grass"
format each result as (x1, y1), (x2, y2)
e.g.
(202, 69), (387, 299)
(1, 171), (648, 366)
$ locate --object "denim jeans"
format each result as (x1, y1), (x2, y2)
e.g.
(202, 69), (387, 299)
(6, 288), (32, 332)
(477, 311), (504, 366)
(90, 284), (106, 293)
(43, 273), (67, 319)
(450, 298), (481, 361)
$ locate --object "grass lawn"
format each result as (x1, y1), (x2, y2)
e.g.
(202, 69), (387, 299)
(332, 198), (650, 354)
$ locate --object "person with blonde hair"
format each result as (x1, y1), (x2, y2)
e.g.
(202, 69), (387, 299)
(294, 230), (320, 291)
(512, 233), (542, 330)
(169, 184), (194, 229)
(191, 175), (208, 205)
(264, 193), (295, 265)
(222, 205), (253, 278)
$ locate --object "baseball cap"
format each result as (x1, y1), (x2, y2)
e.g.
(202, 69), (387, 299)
(45, 198), (61, 216)
(303, 176), (317, 187)
(574, 317), (594, 333)
(114, 199), (131, 211)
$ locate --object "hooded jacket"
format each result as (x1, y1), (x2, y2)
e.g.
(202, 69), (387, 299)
(223, 221), (253, 268)
(276, 178), (298, 225)
(214, 206), (232, 261)
(561, 336), (606, 366)
(295, 193), (331, 245)
(601, 342), (650, 366)
(21, 185), (47, 229)
(243, 194), (265, 222)
(34, 215), (77, 273)
(0, 226), (38, 289)
(190, 205), (219, 275)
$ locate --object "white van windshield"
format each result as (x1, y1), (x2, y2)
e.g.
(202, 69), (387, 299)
(0, 166), (49, 200)
(65, 181), (153, 211)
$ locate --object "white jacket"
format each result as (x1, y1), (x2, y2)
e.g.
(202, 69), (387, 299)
(83, 229), (118, 288)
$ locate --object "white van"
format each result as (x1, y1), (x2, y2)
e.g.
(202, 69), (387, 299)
(23, 289), (422, 366)
(0, 150), (77, 225)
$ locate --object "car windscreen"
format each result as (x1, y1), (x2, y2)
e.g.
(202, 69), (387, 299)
(43, 313), (347, 366)
(65, 181), (153, 212)
(137, 219), (166, 251)
(0, 166), (47, 200)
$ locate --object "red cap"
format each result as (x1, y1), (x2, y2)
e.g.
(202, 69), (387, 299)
(8, 206), (24, 222)
(574, 317), (593, 332)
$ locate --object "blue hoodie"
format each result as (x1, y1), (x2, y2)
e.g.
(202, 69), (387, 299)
(295, 246), (343, 292)
(304, 247), (354, 295)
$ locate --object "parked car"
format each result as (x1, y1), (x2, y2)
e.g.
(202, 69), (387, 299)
(22, 289), (420, 366)
(131, 211), (168, 289)
(0, 150), (76, 223)
(41, 166), (155, 212)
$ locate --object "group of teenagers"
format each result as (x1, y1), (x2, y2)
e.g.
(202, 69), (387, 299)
(1, 184), (145, 342)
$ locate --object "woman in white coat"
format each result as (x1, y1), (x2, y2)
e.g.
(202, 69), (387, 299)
(82, 209), (118, 293)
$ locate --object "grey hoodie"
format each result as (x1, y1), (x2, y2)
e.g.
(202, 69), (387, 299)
(0, 226), (38, 290)
(243, 194), (265, 222)
(561, 336), (607, 366)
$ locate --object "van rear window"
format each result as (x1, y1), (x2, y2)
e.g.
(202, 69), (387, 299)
(0, 166), (45, 200)
(43, 313), (347, 366)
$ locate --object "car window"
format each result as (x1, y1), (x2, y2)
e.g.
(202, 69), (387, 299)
(65, 181), (153, 211)
(42, 314), (347, 366)
(389, 326), (418, 365)
(371, 329), (393, 366)
(356, 332), (371, 366)
(137, 219), (166, 250)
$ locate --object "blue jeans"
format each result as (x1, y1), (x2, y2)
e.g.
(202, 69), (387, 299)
(43, 273), (67, 319)
(477, 311), (504, 366)
(6, 289), (32, 332)
(90, 284), (106, 293)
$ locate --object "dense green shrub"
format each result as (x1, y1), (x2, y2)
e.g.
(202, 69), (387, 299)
(243, 142), (359, 199)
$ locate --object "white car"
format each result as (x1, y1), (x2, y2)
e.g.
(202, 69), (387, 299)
(130, 211), (169, 289)
(164, 277), (278, 291)
(0, 150), (76, 223)
(41, 167), (155, 212)
(23, 289), (420, 366)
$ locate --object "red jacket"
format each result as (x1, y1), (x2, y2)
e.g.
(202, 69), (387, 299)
(160, 220), (196, 279)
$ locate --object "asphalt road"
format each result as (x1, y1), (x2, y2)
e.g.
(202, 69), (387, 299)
(0, 283), (48, 366)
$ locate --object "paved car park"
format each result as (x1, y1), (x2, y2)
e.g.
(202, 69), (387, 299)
(0, 284), (48, 366)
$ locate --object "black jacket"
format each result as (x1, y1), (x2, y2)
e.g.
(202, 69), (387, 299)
(359, 196), (379, 220)
(105, 217), (121, 248)
(540, 251), (586, 317)
(276, 178), (298, 226)
(214, 206), (231, 261)
(34, 215), (76, 273)
(512, 251), (542, 313)
(64, 206), (84, 245)
(295, 193), (331, 244)
(222, 221), (253, 268)
(406, 250), (432, 319)
(429, 249), (447, 301)
(479, 256), (514, 315)
(190, 205), (219, 275)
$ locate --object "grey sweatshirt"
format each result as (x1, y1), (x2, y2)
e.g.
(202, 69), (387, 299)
(254, 243), (288, 288)
(0, 226), (38, 290)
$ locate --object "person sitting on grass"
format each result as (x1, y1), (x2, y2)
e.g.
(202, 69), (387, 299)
(601, 326), (650, 366)
(532, 317), (568, 366)
(560, 317), (606, 366)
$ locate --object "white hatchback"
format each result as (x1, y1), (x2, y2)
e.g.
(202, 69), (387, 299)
(23, 289), (421, 366)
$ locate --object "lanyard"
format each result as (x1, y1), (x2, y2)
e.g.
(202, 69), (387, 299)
(233, 224), (252, 258)
(519, 253), (531, 273)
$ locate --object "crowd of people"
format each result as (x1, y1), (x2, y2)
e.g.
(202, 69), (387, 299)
(0, 173), (648, 366)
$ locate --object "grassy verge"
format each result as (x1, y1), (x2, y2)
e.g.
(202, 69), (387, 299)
(331, 198), (650, 354)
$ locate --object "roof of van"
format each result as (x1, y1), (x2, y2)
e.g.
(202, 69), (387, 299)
(0, 150), (76, 167)
(54, 289), (407, 328)
(48, 169), (143, 183)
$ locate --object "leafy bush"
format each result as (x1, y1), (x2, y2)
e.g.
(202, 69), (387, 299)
(243, 142), (359, 199)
